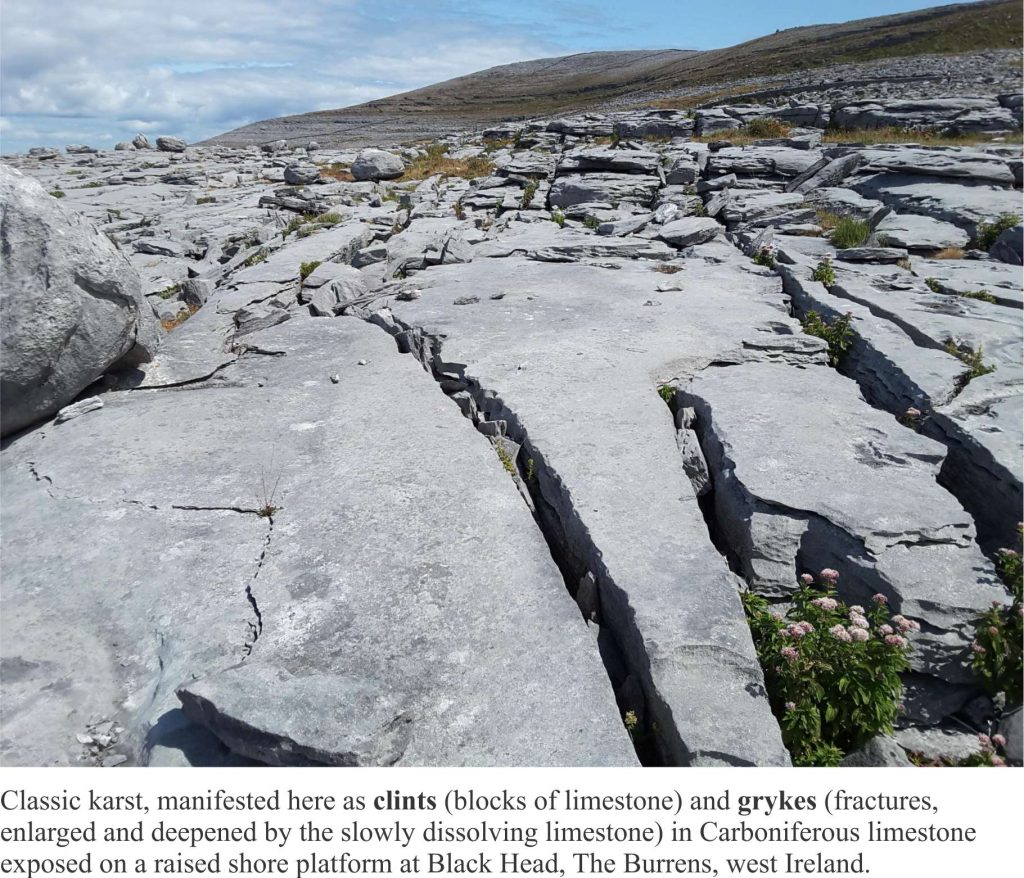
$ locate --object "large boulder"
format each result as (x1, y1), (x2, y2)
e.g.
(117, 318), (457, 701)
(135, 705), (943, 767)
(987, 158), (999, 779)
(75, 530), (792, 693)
(350, 149), (405, 181)
(156, 136), (187, 153)
(0, 165), (161, 436)
(990, 224), (1023, 266)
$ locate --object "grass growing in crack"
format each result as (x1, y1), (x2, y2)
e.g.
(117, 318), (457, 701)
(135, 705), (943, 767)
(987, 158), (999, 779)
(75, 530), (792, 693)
(453, 201), (465, 220)
(822, 126), (1022, 147)
(976, 213), (1021, 251)
(802, 311), (854, 367)
(160, 302), (200, 332)
(744, 569), (917, 766)
(811, 257), (835, 286)
(520, 180), (538, 209)
(961, 289), (997, 303)
(282, 211), (342, 238)
(50, 189), (66, 198)
(494, 443), (517, 476)
(196, 195), (216, 205)
(829, 216), (870, 249)
(525, 458), (536, 483)
(551, 210), (566, 228)
(925, 277), (942, 293)
(970, 524), (1023, 707)
(583, 216), (601, 231)
(742, 117), (792, 139)
(402, 143), (493, 181)
(933, 247), (965, 260)
(657, 384), (675, 407)
(255, 467), (283, 518)
(945, 340), (996, 381)
(319, 162), (354, 182)
(652, 263), (682, 274)
(156, 283), (181, 300)
(299, 260), (322, 281)
(240, 248), (268, 268)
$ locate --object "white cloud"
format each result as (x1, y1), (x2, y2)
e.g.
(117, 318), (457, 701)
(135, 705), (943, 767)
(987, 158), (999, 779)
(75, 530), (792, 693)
(0, 0), (565, 153)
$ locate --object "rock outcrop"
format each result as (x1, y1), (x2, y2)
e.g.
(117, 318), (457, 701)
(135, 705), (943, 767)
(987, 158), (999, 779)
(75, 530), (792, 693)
(0, 165), (160, 436)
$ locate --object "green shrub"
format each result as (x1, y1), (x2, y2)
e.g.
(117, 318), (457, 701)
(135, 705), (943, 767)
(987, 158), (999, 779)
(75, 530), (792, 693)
(50, 189), (66, 198)
(976, 213), (1020, 251)
(811, 257), (836, 286)
(945, 340), (996, 380)
(299, 261), (321, 281)
(583, 216), (601, 231)
(551, 210), (566, 228)
(744, 571), (916, 766)
(924, 277), (941, 293)
(742, 117), (792, 139)
(829, 216), (870, 249)
(802, 310), (854, 367)
(970, 525), (1022, 706)
(657, 384), (675, 407)
(196, 195), (216, 205)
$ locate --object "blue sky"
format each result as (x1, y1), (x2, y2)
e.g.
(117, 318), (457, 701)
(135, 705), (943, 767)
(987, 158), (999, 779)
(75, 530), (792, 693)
(0, 1), (979, 154)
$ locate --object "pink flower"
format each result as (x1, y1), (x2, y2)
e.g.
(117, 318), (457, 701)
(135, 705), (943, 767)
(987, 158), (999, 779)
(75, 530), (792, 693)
(771, 610), (784, 620)
(800, 573), (815, 585)
(849, 615), (869, 630)
(892, 615), (920, 634)
(785, 701), (796, 711)
(988, 626), (1000, 637)
(879, 624), (894, 636)
(884, 634), (908, 648)
(849, 605), (865, 615)
(849, 627), (870, 642)
(778, 627), (791, 638)
(997, 548), (1019, 558)
(872, 593), (888, 605)
(811, 597), (838, 611)
(780, 647), (799, 662)
(971, 642), (987, 654)
(904, 407), (921, 419)
(978, 733), (992, 747)
(830, 624), (853, 643)
(798, 621), (815, 634)
(992, 756), (1006, 767)
(820, 568), (839, 582)
(993, 734), (1007, 748)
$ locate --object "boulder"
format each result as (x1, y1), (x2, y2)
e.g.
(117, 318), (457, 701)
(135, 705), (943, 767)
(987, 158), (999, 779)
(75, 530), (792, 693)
(65, 144), (98, 155)
(114, 141), (135, 151)
(990, 224), (1023, 266)
(0, 165), (160, 436)
(840, 735), (913, 767)
(156, 136), (187, 153)
(350, 149), (405, 181)
(283, 164), (321, 185)
(656, 217), (722, 247)
(132, 134), (150, 149)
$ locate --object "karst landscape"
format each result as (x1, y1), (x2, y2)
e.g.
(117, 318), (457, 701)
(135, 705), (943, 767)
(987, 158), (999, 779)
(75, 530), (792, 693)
(1, 0), (1022, 769)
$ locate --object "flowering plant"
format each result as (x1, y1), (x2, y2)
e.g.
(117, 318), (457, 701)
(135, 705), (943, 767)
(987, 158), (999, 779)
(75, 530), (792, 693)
(743, 570), (917, 766)
(753, 244), (777, 268)
(970, 525), (1023, 707)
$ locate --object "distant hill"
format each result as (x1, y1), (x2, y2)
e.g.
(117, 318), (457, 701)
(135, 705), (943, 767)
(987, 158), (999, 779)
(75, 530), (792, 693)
(207, 0), (1022, 146)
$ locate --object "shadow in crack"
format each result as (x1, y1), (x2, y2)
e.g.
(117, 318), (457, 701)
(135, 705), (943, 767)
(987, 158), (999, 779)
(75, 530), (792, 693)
(143, 708), (260, 766)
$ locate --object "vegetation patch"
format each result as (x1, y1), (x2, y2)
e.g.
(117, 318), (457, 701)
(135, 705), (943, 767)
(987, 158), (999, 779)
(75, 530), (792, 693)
(802, 310), (854, 367)
(823, 127), (1022, 147)
(976, 213), (1021, 251)
(970, 525), (1023, 707)
(945, 339), (996, 382)
(811, 257), (836, 286)
(196, 195), (216, 205)
(752, 244), (776, 268)
(299, 260), (322, 281)
(933, 247), (965, 260)
(828, 216), (871, 249)
(402, 144), (494, 181)
(319, 163), (354, 182)
(160, 302), (200, 332)
(961, 289), (997, 303)
(744, 570), (916, 766)
(50, 189), (66, 198)
(743, 117), (792, 139)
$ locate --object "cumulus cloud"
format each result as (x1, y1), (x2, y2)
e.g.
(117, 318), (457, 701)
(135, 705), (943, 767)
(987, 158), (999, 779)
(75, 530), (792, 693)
(0, 0), (586, 152)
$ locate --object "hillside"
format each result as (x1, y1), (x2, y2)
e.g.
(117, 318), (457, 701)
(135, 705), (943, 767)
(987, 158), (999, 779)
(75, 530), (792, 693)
(209, 0), (1022, 146)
